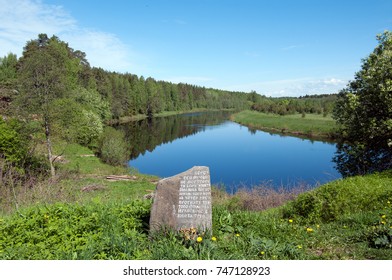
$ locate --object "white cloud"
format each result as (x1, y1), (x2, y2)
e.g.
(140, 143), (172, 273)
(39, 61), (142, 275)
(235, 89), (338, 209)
(228, 77), (348, 97)
(0, 0), (135, 72)
(62, 30), (134, 72)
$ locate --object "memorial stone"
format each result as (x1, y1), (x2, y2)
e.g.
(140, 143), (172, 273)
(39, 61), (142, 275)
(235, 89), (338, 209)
(149, 166), (212, 233)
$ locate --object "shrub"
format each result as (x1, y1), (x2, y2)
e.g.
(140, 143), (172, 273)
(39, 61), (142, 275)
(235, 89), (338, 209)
(0, 118), (27, 166)
(51, 99), (103, 147)
(98, 127), (128, 166)
(0, 118), (48, 188)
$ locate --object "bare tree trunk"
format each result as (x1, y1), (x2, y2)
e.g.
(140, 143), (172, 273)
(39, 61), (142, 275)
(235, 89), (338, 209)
(44, 116), (55, 178)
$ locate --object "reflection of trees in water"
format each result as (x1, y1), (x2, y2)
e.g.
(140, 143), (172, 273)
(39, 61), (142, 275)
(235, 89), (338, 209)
(116, 111), (232, 159)
(333, 143), (392, 178)
(332, 32), (392, 178)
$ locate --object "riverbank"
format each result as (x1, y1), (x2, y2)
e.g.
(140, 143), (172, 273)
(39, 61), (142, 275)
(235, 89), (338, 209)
(231, 110), (338, 141)
(109, 108), (235, 124)
(1, 141), (392, 260)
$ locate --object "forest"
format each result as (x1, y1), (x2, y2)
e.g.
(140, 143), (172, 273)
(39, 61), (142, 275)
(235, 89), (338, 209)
(1, 31), (391, 181)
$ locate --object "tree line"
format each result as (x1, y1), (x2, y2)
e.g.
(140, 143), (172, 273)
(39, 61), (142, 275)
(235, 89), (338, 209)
(249, 92), (337, 116)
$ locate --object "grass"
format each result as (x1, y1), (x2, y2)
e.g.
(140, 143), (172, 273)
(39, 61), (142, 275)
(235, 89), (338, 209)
(0, 142), (157, 214)
(231, 110), (338, 140)
(1, 141), (392, 259)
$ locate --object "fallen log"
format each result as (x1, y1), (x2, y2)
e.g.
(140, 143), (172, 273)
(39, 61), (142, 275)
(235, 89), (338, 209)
(106, 175), (137, 181)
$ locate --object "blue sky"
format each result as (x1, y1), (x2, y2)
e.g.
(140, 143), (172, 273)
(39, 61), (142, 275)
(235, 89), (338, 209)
(1, 0), (391, 97)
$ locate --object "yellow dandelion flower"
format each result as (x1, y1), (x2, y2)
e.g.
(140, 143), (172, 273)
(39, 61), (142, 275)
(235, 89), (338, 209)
(211, 236), (217, 242)
(297, 245), (302, 249)
(196, 236), (203, 243)
(235, 233), (240, 237)
(260, 251), (265, 255)
(381, 214), (386, 219)
(306, 227), (314, 233)
(288, 219), (293, 223)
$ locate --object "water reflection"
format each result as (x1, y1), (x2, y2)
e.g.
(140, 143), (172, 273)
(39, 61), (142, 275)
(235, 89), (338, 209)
(122, 111), (341, 190)
(116, 111), (232, 159)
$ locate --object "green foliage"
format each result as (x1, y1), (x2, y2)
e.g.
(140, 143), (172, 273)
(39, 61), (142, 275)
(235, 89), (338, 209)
(51, 98), (103, 147)
(251, 94), (337, 116)
(0, 118), (27, 166)
(0, 53), (18, 87)
(333, 31), (392, 176)
(0, 200), (151, 260)
(0, 118), (48, 182)
(74, 87), (111, 121)
(16, 34), (87, 176)
(17, 34), (80, 114)
(365, 220), (392, 249)
(231, 110), (337, 140)
(77, 110), (103, 146)
(282, 172), (392, 223)
(98, 127), (128, 166)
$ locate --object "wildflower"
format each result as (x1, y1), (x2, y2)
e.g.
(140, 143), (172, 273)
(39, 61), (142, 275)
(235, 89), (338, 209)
(235, 233), (240, 237)
(381, 214), (386, 219)
(297, 245), (302, 249)
(196, 236), (203, 243)
(288, 219), (293, 223)
(260, 251), (265, 255)
(306, 227), (314, 233)
(211, 236), (217, 242)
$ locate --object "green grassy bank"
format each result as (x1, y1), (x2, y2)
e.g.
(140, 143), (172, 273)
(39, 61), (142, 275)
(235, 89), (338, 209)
(1, 143), (392, 259)
(111, 108), (234, 124)
(231, 110), (338, 140)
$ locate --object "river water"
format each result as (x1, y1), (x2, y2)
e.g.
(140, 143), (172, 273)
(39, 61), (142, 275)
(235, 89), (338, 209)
(121, 111), (341, 191)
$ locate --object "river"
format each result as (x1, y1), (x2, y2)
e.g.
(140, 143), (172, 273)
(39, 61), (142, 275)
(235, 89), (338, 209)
(119, 111), (341, 191)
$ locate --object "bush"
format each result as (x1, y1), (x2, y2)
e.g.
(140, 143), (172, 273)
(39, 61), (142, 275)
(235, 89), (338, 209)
(51, 99), (103, 147)
(0, 118), (48, 186)
(98, 127), (128, 166)
(0, 118), (27, 166)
